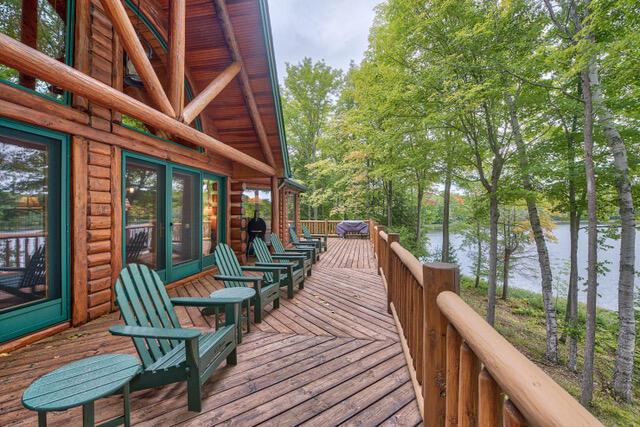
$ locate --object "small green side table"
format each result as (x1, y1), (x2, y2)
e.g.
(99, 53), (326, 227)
(210, 287), (256, 343)
(22, 354), (141, 427)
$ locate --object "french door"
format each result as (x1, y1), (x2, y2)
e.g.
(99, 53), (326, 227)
(0, 119), (69, 342)
(123, 153), (225, 283)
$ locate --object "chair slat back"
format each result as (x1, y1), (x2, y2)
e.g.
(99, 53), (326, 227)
(253, 238), (274, 283)
(21, 245), (46, 288)
(114, 264), (181, 368)
(301, 225), (314, 240)
(270, 234), (285, 254)
(213, 243), (246, 288)
(288, 226), (301, 244)
(126, 231), (149, 263)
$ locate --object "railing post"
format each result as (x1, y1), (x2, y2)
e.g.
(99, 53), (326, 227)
(423, 262), (460, 426)
(386, 233), (399, 314)
(376, 226), (385, 275)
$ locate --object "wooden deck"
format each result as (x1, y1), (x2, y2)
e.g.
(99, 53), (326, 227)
(0, 238), (421, 426)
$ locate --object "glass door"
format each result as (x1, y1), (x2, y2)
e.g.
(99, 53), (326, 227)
(0, 120), (68, 343)
(169, 167), (200, 279)
(124, 159), (166, 278)
(202, 174), (225, 268)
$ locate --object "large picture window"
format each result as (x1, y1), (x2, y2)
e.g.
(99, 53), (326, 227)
(0, 119), (68, 342)
(0, 0), (74, 103)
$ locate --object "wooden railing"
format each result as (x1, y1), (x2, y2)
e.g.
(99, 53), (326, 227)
(0, 230), (47, 268)
(369, 219), (602, 426)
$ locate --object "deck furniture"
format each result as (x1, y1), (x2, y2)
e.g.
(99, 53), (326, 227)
(22, 354), (141, 427)
(270, 233), (315, 270)
(0, 245), (46, 301)
(213, 243), (282, 323)
(253, 237), (305, 299)
(208, 287), (256, 343)
(336, 220), (369, 238)
(109, 264), (238, 412)
(301, 224), (328, 252)
(287, 227), (320, 261)
(125, 230), (149, 263)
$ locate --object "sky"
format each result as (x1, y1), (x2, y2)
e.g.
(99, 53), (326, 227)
(267, 0), (383, 82)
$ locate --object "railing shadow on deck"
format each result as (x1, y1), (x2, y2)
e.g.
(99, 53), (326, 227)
(367, 219), (602, 426)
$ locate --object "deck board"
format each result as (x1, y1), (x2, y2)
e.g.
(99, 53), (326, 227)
(0, 238), (421, 426)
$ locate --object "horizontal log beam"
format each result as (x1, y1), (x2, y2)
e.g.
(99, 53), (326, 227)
(182, 61), (241, 125)
(213, 0), (276, 168)
(99, 0), (175, 118)
(0, 33), (274, 176)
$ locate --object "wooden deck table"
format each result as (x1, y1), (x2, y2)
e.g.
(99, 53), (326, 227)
(22, 354), (141, 427)
(209, 286), (256, 343)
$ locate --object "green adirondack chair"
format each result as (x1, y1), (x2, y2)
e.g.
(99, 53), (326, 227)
(271, 233), (315, 270)
(302, 224), (328, 252)
(109, 264), (238, 412)
(288, 227), (320, 261)
(213, 243), (281, 323)
(253, 237), (305, 299)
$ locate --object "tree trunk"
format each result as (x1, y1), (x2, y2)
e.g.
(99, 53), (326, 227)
(486, 190), (499, 326)
(507, 94), (558, 363)
(589, 65), (637, 402)
(502, 250), (510, 300)
(580, 64), (598, 407)
(442, 166), (452, 262)
(566, 122), (580, 372)
(386, 180), (393, 228)
(475, 221), (482, 288)
(416, 182), (424, 244)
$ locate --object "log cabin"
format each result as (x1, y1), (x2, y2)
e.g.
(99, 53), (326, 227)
(0, 0), (304, 346)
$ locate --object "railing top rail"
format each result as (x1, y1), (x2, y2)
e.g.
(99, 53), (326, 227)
(437, 291), (602, 427)
(390, 241), (423, 285)
(379, 230), (388, 242)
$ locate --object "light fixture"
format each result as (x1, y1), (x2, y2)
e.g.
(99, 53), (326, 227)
(124, 36), (153, 88)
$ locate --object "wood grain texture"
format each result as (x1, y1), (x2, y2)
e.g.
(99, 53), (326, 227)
(168, 0), (185, 117)
(71, 137), (89, 326)
(478, 368), (503, 426)
(0, 238), (422, 426)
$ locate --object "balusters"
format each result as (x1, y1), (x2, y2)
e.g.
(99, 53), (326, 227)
(458, 342), (480, 426)
(503, 400), (527, 427)
(446, 325), (461, 426)
(479, 368), (503, 425)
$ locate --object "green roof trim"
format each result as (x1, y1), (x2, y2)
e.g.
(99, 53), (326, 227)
(283, 178), (307, 192)
(258, 0), (292, 178)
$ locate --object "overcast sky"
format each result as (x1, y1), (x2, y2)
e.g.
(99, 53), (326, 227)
(268, 0), (383, 82)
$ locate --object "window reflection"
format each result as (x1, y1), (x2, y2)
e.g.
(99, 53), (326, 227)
(0, 0), (69, 100)
(171, 171), (197, 265)
(0, 133), (49, 311)
(202, 179), (219, 256)
(124, 160), (164, 270)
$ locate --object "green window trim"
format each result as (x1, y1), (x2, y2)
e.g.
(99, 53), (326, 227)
(122, 151), (226, 285)
(0, 118), (70, 343)
(0, 0), (76, 106)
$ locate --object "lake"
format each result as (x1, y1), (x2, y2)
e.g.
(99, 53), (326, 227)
(425, 223), (640, 311)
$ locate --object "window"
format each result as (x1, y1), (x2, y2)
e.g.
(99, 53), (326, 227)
(202, 178), (220, 256)
(0, 119), (68, 342)
(0, 0), (73, 102)
(243, 188), (272, 234)
(287, 193), (296, 224)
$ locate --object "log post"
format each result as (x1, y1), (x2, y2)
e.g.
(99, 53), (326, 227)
(168, 0), (186, 116)
(446, 324), (462, 426)
(458, 342), (480, 427)
(19, 0), (38, 89)
(376, 226), (385, 275)
(271, 176), (279, 239)
(386, 233), (399, 314)
(479, 368), (503, 426)
(71, 137), (88, 326)
(423, 262), (460, 426)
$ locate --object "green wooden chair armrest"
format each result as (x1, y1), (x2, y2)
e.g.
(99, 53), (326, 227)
(272, 254), (305, 260)
(213, 274), (262, 283)
(255, 262), (294, 269)
(109, 325), (201, 340)
(171, 297), (239, 308)
(241, 265), (284, 272)
(292, 243), (315, 249)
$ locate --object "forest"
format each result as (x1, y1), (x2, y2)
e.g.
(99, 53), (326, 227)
(280, 0), (639, 422)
